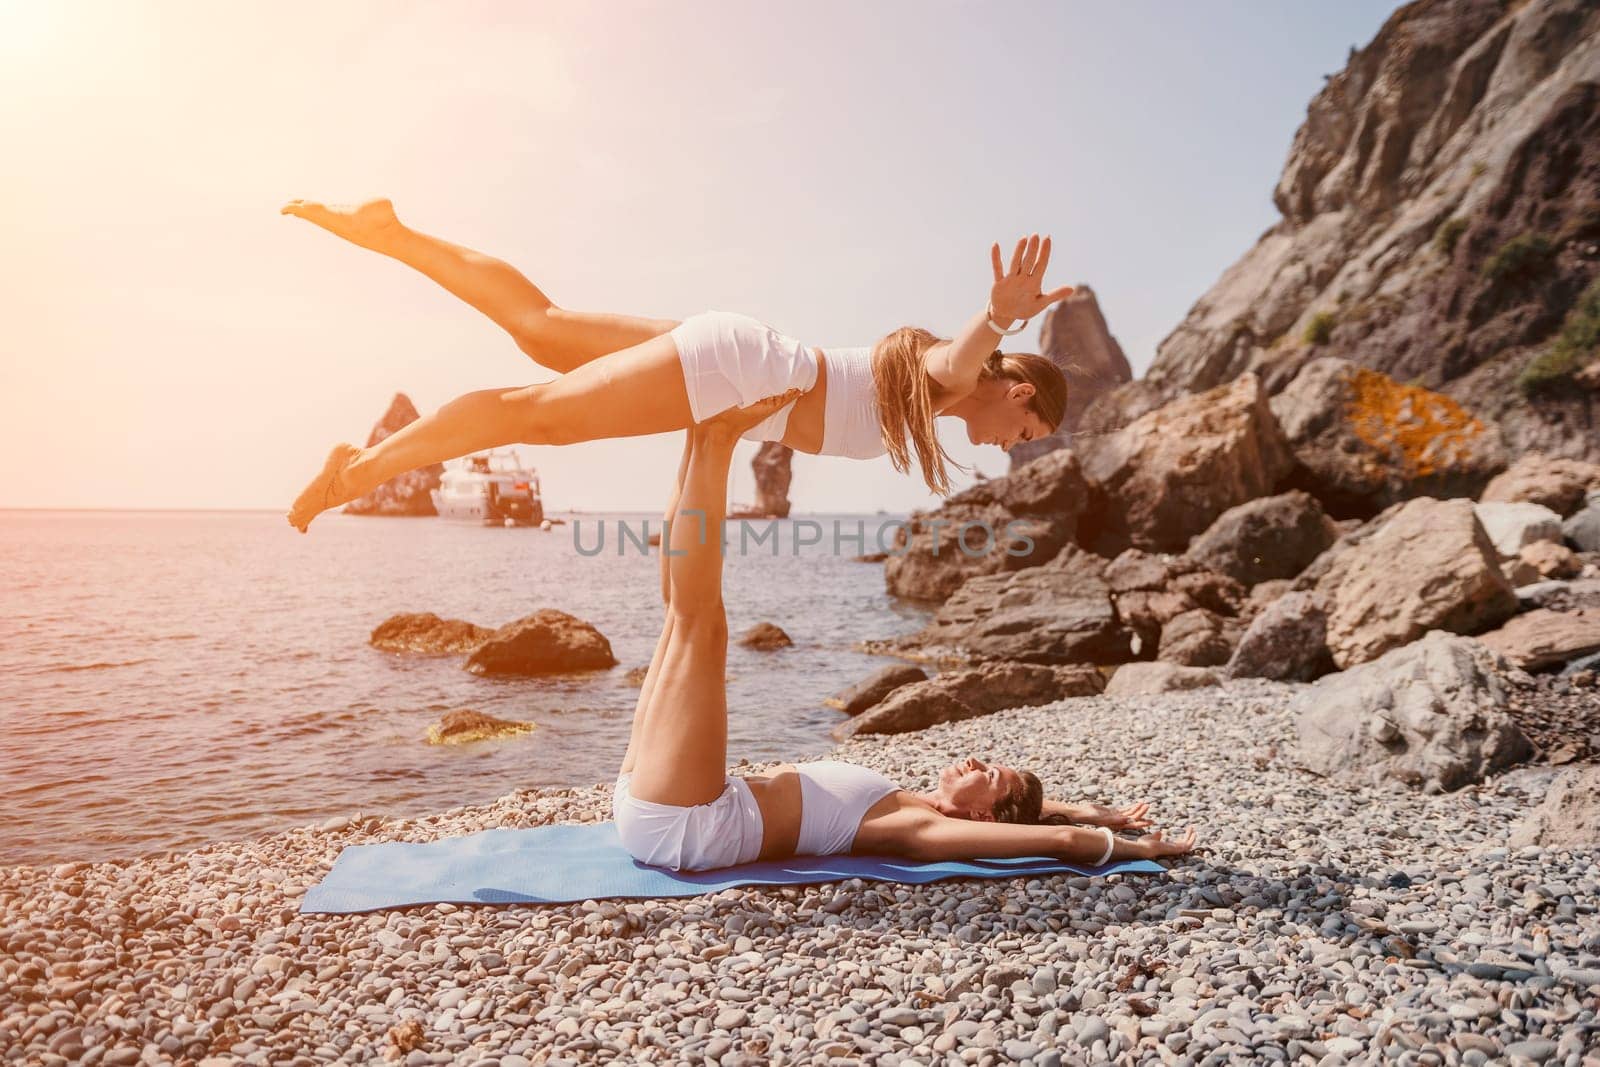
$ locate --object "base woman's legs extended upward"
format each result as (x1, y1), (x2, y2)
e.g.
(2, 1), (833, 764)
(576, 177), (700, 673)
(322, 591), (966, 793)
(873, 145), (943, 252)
(617, 394), (796, 808)
(280, 198), (678, 373)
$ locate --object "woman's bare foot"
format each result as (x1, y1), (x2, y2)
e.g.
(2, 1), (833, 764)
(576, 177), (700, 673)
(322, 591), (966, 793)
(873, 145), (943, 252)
(286, 443), (363, 533)
(280, 198), (404, 253)
(697, 390), (804, 445)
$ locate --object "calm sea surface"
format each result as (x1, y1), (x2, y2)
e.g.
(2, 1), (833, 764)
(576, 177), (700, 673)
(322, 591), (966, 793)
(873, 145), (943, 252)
(0, 510), (926, 866)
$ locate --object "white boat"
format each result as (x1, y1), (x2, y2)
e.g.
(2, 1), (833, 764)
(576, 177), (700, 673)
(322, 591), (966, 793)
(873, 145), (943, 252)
(431, 451), (545, 527)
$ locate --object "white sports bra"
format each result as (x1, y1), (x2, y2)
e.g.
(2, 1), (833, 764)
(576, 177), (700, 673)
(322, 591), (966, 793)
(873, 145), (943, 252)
(793, 760), (900, 856)
(817, 346), (888, 460)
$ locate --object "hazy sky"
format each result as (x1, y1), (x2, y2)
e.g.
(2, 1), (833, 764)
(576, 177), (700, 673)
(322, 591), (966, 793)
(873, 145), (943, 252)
(1, 0), (1398, 513)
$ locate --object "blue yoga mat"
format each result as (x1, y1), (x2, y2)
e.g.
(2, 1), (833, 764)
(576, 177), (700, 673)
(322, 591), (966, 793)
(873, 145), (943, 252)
(301, 821), (1165, 914)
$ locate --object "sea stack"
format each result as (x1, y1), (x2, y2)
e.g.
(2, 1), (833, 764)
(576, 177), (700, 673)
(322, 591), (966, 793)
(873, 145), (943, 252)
(343, 393), (443, 517)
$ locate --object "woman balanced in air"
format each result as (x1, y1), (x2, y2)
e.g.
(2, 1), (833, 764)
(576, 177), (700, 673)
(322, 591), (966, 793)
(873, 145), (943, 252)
(281, 199), (1074, 531)
(615, 393), (1198, 871)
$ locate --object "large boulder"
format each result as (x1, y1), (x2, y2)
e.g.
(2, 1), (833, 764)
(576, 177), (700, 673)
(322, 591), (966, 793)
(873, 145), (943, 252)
(1509, 764), (1600, 849)
(1226, 590), (1337, 682)
(1158, 609), (1240, 668)
(1314, 497), (1518, 669)
(825, 664), (929, 716)
(1481, 453), (1600, 517)
(1076, 374), (1294, 555)
(910, 544), (1133, 665)
(1506, 541), (1582, 585)
(1105, 549), (1247, 656)
(1008, 286), (1134, 467)
(370, 612), (492, 655)
(833, 662), (1104, 740)
(1184, 490), (1339, 587)
(1104, 661), (1221, 697)
(343, 393), (444, 517)
(1271, 358), (1506, 519)
(464, 609), (618, 676)
(1565, 491), (1600, 552)
(1473, 501), (1565, 558)
(1477, 608), (1600, 672)
(1293, 632), (1532, 793)
(883, 450), (1088, 602)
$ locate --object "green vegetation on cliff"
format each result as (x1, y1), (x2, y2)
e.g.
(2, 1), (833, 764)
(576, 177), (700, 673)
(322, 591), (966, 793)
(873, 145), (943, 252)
(1519, 276), (1600, 397)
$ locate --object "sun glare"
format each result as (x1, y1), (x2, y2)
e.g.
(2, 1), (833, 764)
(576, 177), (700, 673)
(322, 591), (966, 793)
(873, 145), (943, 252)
(0, 0), (64, 67)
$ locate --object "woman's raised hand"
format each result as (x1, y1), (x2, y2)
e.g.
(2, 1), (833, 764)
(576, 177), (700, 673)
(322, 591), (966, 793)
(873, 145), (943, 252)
(989, 234), (1076, 321)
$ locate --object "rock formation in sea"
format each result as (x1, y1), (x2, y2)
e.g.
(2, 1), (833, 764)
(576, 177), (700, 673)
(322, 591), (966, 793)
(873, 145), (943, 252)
(749, 442), (794, 519)
(342, 393), (444, 517)
(1103, 0), (1600, 461)
(1008, 286), (1134, 468)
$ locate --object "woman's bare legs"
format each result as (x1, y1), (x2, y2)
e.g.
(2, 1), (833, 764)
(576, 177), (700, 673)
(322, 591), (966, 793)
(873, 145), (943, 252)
(622, 394), (798, 807)
(619, 431), (694, 778)
(286, 332), (694, 531)
(280, 198), (677, 372)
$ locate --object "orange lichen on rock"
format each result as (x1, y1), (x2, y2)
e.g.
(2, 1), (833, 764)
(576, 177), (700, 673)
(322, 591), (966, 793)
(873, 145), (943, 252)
(1345, 367), (1486, 478)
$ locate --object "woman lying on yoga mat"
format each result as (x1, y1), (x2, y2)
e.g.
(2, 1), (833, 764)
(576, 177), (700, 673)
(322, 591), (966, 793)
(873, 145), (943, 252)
(614, 394), (1198, 872)
(282, 199), (1073, 532)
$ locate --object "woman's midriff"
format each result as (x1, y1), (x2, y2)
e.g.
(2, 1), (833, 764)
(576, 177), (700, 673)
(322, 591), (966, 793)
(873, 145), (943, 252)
(777, 353), (828, 454)
(740, 765), (804, 860)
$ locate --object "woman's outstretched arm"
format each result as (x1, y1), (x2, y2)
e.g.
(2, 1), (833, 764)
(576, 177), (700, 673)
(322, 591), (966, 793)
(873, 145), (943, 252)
(1042, 799), (1154, 830)
(923, 234), (1075, 394)
(892, 810), (1196, 865)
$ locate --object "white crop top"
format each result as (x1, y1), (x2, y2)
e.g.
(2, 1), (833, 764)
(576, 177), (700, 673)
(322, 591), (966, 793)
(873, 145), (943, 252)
(793, 760), (900, 856)
(817, 346), (888, 460)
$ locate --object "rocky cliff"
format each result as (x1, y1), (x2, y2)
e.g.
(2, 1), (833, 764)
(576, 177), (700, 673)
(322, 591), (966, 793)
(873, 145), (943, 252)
(342, 393), (443, 517)
(1104, 0), (1600, 461)
(1008, 286), (1134, 467)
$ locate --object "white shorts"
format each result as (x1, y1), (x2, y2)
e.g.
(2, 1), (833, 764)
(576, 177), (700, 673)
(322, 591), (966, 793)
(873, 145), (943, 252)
(670, 311), (818, 443)
(612, 773), (765, 871)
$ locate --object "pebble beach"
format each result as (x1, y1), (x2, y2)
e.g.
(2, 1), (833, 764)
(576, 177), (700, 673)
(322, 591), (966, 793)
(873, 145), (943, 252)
(4, 679), (1597, 1066)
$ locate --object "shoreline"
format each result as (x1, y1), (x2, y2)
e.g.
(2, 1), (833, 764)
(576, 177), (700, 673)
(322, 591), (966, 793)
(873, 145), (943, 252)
(3, 681), (1596, 1065)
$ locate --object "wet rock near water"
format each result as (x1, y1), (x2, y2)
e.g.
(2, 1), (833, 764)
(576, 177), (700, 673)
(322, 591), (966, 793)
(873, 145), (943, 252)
(425, 710), (537, 746)
(1293, 632), (1533, 793)
(370, 613), (493, 655)
(737, 622), (792, 651)
(464, 610), (617, 676)
(824, 664), (929, 717)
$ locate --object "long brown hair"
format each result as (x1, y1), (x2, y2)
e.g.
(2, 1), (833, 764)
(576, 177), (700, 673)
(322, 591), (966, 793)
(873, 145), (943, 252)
(993, 769), (1070, 826)
(871, 328), (1069, 495)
